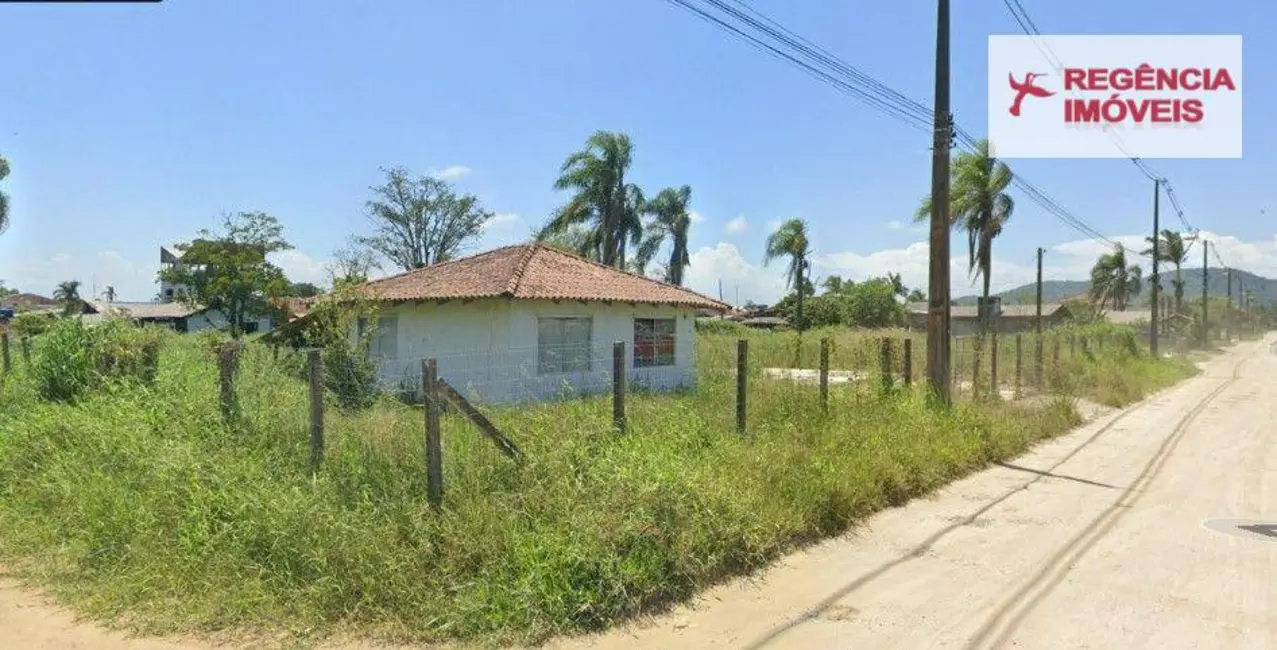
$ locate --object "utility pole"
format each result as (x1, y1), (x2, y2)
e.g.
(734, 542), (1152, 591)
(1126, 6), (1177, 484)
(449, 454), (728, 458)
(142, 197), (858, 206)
(1149, 179), (1161, 356)
(926, 0), (952, 404)
(1226, 267), (1233, 340)
(1035, 247), (1044, 332)
(1201, 239), (1209, 346)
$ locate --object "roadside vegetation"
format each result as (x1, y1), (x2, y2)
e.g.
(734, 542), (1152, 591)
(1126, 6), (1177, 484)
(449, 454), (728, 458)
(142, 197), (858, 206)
(0, 317), (1201, 646)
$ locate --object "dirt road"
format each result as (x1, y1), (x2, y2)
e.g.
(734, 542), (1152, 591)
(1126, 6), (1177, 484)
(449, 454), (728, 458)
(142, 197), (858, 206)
(3, 338), (1273, 649)
(548, 337), (1277, 650)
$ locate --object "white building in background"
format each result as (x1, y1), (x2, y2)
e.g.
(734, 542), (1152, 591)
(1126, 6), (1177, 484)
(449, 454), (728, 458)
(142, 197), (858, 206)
(342, 243), (729, 404)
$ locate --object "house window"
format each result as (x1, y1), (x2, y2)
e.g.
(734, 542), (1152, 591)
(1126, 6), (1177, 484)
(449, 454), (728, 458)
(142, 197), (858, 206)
(358, 316), (399, 359)
(538, 316), (592, 374)
(634, 318), (676, 367)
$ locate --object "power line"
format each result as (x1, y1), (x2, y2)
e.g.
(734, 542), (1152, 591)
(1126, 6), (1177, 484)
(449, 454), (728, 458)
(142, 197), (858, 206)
(999, 0), (1203, 238)
(661, 0), (1120, 249)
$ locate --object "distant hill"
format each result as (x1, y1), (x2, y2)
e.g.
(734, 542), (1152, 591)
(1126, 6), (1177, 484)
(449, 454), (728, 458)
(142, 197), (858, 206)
(954, 268), (1277, 307)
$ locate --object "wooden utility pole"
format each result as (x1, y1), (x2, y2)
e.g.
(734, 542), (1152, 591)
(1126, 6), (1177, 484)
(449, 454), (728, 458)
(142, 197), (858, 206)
(926, 0), (952, 404)
(1226, 266), (1233, 338)
(1201, 239), (1209, 346)
(1149, 179), (1161, 356)
(1035, 247), (1044, 331)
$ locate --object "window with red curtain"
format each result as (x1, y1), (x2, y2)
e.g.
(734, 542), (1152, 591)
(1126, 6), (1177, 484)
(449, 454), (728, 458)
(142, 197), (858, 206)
(633, 318), (676, 367)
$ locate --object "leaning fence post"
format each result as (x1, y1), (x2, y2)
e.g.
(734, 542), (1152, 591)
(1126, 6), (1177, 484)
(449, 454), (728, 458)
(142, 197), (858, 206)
(1, 332), (9, 375)
(903, 337), (913, 386)
(1015, 334), (1023, 397)
(819, 337), (830, 411)
(612, 341), (626, 434)
(308, 349), (325, 472)
(423, 358), (442, 508)
(989, 333), (999, 398)
(219, 341), (240, 424)
(736, 339), (748, 435)
(879, 336), (893, 391)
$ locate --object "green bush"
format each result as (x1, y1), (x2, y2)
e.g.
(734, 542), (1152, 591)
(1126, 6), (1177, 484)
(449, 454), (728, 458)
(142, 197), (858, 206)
(32, 318), (165, 402)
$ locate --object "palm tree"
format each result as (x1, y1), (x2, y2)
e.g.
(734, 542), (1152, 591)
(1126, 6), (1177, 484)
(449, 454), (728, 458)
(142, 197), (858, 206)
(1142, 229), (1189, 315)
(103, 285), (117, 302)
(0, 155), (10, 236)
(634, 185), (693, 285)
(764, 219), (811, 328)
(886, 272), (908, 299)
(54, 280), (83, 315)
(1089, 246), (1143, 310)
(538, 131), (644, 268)
(915, 139), (1014, 333)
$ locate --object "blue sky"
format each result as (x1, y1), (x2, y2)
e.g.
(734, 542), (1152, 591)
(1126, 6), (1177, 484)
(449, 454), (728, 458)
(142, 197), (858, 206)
(0, 0), (1272, 304)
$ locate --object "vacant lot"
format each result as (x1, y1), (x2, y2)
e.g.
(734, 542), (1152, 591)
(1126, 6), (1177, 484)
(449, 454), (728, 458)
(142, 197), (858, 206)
(0, 321), (1199, 646)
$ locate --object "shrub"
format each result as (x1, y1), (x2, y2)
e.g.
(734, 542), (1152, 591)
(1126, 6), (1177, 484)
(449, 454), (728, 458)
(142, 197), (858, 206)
(302, 292), (381, 412)
(32, 318), (165, 402)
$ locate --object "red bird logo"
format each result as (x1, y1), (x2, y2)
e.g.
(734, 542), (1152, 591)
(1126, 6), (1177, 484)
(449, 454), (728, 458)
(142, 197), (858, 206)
(1008, 72), (1055, 116)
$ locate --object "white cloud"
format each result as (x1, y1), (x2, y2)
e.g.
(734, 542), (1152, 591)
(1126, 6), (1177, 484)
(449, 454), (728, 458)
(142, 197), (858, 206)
(269, 249), (329, 288)
(688, 209), (705, 224)
(478, 212), (529, 249)
(481, 212), (522, 233)
(684, 242), (788, 306)
(725, 215), (748, 234)
(886, 220), (905, 231)
(430, 165), (472, 181)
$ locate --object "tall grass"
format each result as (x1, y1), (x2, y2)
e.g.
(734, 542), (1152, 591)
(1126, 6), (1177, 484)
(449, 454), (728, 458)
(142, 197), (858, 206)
(0, 322), (1197, 646)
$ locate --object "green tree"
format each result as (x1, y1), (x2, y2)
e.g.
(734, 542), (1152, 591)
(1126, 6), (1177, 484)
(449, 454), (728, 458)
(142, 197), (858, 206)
(288, 282), (322, 298)
(844, 278), (906, 328)
(915, 139), (1014, 334)
(327, 238), (381, 289)
(906, 287), (926, 302)
(538, 131), (644, 268)
(821, 275), (851, 295)
(102, 285), (117, 302)
(358, 166), (493, 272)
(0, 154), (9, 235)
(0, 281), (16, 301)
(538, 224), (601, 262)
(54, 280), (82, 316)
(159, 211), (292, 338)
(1142, 229), (1189, 315)
(635, 185), (693, 285)
(1089, 245), (1143, 310)
(764, 219), (811, 330)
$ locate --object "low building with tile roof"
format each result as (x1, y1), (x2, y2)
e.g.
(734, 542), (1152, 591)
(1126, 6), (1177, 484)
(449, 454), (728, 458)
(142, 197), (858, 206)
(340, 243), (730, 404)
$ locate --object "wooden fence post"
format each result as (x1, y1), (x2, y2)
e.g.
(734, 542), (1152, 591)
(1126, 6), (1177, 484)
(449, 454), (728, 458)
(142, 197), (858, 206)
(989, 333), (999, 398)
(308, 349), (325, 472)
(879, 336), (893, 391)
(19, 336), (30, 367)
(1014, 334), (1023, 397)
(612, 341), (626, 434)
(902, 337), (913, 386)
(219, 342), (240, 424)
(1, 332), (9, 375)
(423, 358), (442, 508)
(1034, 336), (1044, 387)
(736, 339), (748, 435)
(819, 337), (830, 411)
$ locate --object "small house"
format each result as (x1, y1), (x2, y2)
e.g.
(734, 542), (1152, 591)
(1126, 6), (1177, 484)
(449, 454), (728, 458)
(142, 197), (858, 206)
(85, 301), (273, 334)
(345, 244), (729, 404)
(908, 298), (1071, 335)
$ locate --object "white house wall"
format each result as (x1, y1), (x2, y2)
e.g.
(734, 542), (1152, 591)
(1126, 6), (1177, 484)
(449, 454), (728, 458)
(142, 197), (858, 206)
(367, 299), (698, 404)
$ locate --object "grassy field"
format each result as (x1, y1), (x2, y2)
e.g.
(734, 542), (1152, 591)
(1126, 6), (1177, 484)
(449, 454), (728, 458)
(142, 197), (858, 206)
(0, 321), (1199, 646)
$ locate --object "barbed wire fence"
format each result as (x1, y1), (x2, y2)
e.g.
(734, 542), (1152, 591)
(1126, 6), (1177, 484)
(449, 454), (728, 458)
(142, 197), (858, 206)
(200, 324), (1195, 510)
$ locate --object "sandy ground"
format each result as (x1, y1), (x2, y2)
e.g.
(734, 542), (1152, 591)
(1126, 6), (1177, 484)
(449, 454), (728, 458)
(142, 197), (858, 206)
(2, 336), (1273, 649)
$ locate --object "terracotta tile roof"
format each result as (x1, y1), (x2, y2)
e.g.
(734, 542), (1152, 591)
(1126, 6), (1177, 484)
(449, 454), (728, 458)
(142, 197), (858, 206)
(352, 244), (730, 311)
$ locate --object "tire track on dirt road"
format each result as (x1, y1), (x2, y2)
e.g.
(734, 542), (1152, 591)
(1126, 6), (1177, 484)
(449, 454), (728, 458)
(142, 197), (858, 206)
(740, 363), (1218, 650)
(964, 352), (1250, 650)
